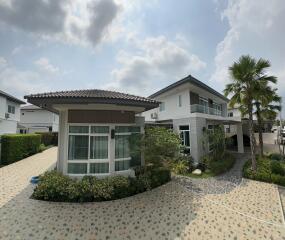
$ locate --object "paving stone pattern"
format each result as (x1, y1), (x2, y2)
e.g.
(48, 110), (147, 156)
(1, 148), (285, 239)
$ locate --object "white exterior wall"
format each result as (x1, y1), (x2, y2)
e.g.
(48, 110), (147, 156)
(20, 108), (59, 133)
(0, 96), (21, 134)
(142, 89), (190, 121)
(56, 104), (145, 177)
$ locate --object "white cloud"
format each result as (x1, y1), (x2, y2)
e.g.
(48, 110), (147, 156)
(0, 63), (49, 99)
(34, 57), (59, 74)
(0, 0), (123, 47)
(104, 35), (206, 95)
(211, 0), (285, 93)
(0, 57), (7, 69)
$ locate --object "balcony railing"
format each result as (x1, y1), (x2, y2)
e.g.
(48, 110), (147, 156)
(190, 104), (222, 116)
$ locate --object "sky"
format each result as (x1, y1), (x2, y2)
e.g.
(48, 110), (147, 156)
(0, 0), (284, 114)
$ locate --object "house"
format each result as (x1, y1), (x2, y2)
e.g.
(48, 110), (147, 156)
(141, 75), (244, 164)
(18, 105), (59, 134)
(226, 104), (276, 145)
(0, 90), (25, 135)
(24, 89), (158, 176)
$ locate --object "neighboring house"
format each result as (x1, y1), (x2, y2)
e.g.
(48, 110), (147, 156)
(141, 75), (244, 164)
(0, 90), (25, 135)
(226, 104), (276, 145)
(19, 105), (59, 133)
(25, 89), (158, 177)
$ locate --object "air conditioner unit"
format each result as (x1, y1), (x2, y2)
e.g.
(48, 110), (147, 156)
(151, 113), (158, 119)
(5, 113), (10, 119)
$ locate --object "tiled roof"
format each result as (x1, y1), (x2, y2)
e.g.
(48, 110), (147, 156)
(0, 90), (25, 104)
(149, 75), (229, 102)
(24, 89), (157, 104)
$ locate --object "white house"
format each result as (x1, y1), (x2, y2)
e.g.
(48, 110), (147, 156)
(24, 89), (158, 177)
(19, 105), (59, 133)
(0, 90), (25, 135)
(141, 75), (244, 164)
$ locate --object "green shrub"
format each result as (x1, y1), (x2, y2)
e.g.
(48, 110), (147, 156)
(271, 160), (285, 175)
(209, 152), (235, 175)
(31, 171), (78, 202)
(32, 167), (171, 202)
(269, 153), (283, 161)
(1, 134), (41, 165)
(143, 127), (181, 167)
(171, 160), (189, 175)
(243, 156), (285, 186)
(36, 132), (58, 146)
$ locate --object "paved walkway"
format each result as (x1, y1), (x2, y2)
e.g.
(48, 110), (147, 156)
(1, 148), (285, 240)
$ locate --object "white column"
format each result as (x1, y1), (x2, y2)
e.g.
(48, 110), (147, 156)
(57, 109), (68, 174)
(237, 123), (244, 153)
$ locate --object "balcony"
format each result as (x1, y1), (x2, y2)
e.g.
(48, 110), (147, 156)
(190, 104), (222, 116)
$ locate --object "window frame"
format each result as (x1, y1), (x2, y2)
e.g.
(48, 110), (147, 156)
(114, 126), (141, 173)
(67, 123), (141, 176)
(7, 105), (15, 114)
(159, 102), (165, 112)
(178, 95), (182, 107)
(179, 125), (190, 153)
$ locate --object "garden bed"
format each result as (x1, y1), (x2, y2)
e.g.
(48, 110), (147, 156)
(172, 152), (236, 178)
(243, 154), (285, 186)
(32, 167), (171, 202)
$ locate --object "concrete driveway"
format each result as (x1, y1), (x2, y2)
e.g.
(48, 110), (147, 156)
(0, 147), (285, 240)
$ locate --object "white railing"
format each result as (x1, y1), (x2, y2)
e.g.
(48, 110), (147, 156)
(190, 104), (222, 116)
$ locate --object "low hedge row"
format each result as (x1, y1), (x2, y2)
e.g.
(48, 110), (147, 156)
(1, 134), (41, 165)
(32, 167), (171, 202)
(243, 157), (285, 186)
(36, 132), (58, 146)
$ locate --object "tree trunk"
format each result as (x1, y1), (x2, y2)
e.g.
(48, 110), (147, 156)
(256, 106), (263, 157)
(248, 104), (257, 172)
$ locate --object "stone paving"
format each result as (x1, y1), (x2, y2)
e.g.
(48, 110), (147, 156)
(1, 148), (285, 240)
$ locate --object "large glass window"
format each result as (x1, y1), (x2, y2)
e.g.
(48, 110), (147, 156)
(179, 125), (190, 154)
(68, 135), (89, 160)
(115, 126), (141, 171)
(67, 125), (141, 174)
(90, 136), (108, 159)
(90, 163), (109, 174)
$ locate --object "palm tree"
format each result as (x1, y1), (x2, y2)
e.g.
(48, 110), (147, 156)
(253, 86), (281, 156)
(224, 55), (277, 171)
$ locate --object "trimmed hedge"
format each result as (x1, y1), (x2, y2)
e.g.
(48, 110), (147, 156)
(32, 167), (171, 202)
(243, 156), (285, 186)
(36, 132), (58, 146)
(1, 134), (41, 165)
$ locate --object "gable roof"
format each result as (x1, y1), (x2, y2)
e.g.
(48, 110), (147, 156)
(24, 89), (159, 112)
(0, 90), (25, 104)
(149, 75), (229, 102)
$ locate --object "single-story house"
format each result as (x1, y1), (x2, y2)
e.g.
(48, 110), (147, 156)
(24, 89), (158, 177)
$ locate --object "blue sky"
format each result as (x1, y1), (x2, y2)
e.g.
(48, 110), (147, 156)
(0, 0), (284, 113)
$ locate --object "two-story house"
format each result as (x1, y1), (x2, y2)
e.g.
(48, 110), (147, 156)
(0, 90), (25, 135)
(19, 105), (59, 133)
(142, 75), (244, 164)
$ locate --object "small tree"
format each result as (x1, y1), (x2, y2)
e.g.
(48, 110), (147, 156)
(143, 127), (181, 167)
(202, 125), (225, 162)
